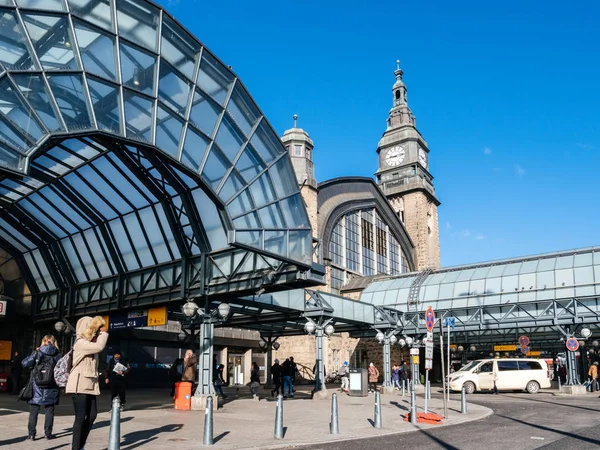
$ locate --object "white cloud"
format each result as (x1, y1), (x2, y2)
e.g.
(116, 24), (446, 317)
(483, 147), (492, 155)
(577, 143), (594, 150)
(461, 230), (471, 238)
(475, 234), (486, 240)
(515, 164), (525, 177)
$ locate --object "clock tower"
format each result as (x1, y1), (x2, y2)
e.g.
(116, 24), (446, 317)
(376, 61), (440, 270)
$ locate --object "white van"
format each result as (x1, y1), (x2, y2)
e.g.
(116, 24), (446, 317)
(448, 358), (551, 394)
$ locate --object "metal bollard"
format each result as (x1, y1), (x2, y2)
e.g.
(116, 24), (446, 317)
(401, 380), (405, 397)
(108, 397), (120, 450)
(373, 391), (382, 429)
(203, 396), (214, 446)
(330, 393), (339, 434)
(410, 380), (417, 424)
(274, 395), (284, 439)
(461, 386), (468, 414)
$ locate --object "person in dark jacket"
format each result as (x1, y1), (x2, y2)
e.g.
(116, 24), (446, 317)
(21, 335), (61, 440)
(105, 349), (130, 411)
(213, 364), (227, 398)
(281, 358), (294, 398)
(169, 357), (184, 397)
(249, 362), (261, 400)
(270, 359), (282, 397)
(10, 350), (23, 395)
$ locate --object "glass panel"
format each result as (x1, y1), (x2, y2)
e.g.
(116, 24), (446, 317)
(250, 121), (282, 164)
(91, 157), (147, 209)
(0, 77), (44, 148)
(235, 230), (261, 248)
(154, 205), (180, 259)
(288, 230), (311, 264)
(74, 20), (116, 81)
(69, 0), (113, 31)
(155, 105), (183, 158)
(158, 62), (191, 115)
(12, 74), (63, 131)
(235, 144), (264, 183)
(83, 228), (113, 276)
(227, 188), (253, 218)
(24, 251), (48, 291)
(0, 143), (23, 172)
(120, 41), (156, 94)
(62, 170), (116, 219)
(574, 253), (593, 267)
(215, 115), (245, 163)
(21, 195), (73, 236)
(502, 262), (521, 276)
(233, 211), (260, 229)
(0, 10), (37, 70)
(40, 186), (91, 229)
(73, 233), (99, 280)
(555, 268), (574, 286)
(226, 85), (260, 137)
(537, 257), (556, 271)
(191, 188), (227, 250)
(123, 88), (153, 142)
(201, 146), (231, 190)
(196, 51), (233, 105)
(265, 230), (286, 257)
(115, 0), (159, 52)
(217, 169), (245, 203)
(188, 89), (221, 137)
(16, 0), (66, 10)
(257, 204), (285, 229)
(160, 14), (199, 81)
(555, 255), (574, 270)
(180, 126), (210, 171)
(280, 194), (309, 228)
(138, 207), (170, 263)
(0, 219), (35, 251)
(87, 78), (121, 133)
(22, 13), (77, 70)
(249, 173), (276, 209)
(46, 74), (92, 130)
(109, 217), (138, 270)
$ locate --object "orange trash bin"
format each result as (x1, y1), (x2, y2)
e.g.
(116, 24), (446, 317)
(174, 381), (192, 410)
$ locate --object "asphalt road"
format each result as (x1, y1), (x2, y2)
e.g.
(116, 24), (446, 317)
(295, 391), (600, 450)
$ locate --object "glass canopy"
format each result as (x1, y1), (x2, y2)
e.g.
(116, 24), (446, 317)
(0, 0), (313, 304)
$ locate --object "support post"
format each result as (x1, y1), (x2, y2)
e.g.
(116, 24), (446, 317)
(566, 347), (580, 385)
(274, 395), (284, 439)
(265, 338), (273, 387)
(461, 386), (467, 414)
(315, 327), (325, 391)
(410, 375), (417, 424)
(203, 396), (214, 445)
(424, 370), (429, 413)
(374, 391), (382, 428)
(382, 337), (391, 389)
(439, 320), (448, 418)
(330, 393), (339, 434)
(195, 317), (215, 397)
(108, 397), (120, 450)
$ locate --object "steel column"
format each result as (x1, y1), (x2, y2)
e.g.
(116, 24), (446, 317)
(315, 328), (325, 391)
(382, 337), (391, 387)
(195, 316), (215, 396)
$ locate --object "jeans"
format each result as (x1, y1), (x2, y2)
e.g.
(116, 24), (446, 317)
(392, 379), (402, 390)
(71, 394), (97, 450)
(214, 382), (226, 397)
(283, 376), (293, 397)
(271, 378), (281, 395)
(369, 382), (378, 392)
(110, 377), (127, 406)
(28, 404), (54, 437)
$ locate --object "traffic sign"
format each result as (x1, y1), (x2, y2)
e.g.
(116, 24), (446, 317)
(443, 317), (455, 329)
(518, 335), (530, 347)
(425, 306), (435, 332)
(425, 359), (432, 370)
(520, 346), (530, 355)
(566, 337), (579, 352)
(425, 340), (434, 359)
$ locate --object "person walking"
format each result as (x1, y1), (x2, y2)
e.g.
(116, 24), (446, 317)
(213, 364), (227, 399)
(391, 364), (402, 391)
(400, 360), (409, 391)
(21, 335), (62, 440)
(339, 361), (349, 393)
(289, 356), (298, 393)
(105, 349), (130, 411)
(181, 350), (198, 393)
(368, 362), (380, 393)
(66, 316), (108, 450)
(169, 357), (183, 398)
(281, 358), (294, 398)
(589, 361), (599, 392)
(270, 359), (282, 397)
(10, 350), (23, 395)
(249, 362), (261, 400)
(492, 364), (499, 395)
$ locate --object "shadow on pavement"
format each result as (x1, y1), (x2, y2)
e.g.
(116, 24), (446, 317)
(390, 401), (409, 412)
(120, 423), (183, 449)
(416, 428), (462, 450)
(213, 431), (230, 444)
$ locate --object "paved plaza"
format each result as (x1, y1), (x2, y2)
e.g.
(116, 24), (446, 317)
(0, 386), (491, 449)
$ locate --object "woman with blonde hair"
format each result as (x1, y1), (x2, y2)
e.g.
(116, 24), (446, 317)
(65, 316), (108, 450)
(21, 334), (62, 440)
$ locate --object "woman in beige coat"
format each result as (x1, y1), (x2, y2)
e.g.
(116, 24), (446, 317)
(65, 316), (108, 450)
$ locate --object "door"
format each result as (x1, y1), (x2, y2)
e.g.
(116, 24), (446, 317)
(228, 354), (245, 385)
(477, 361), (496, 390)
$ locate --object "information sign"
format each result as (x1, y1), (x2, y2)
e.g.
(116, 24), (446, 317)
(108, 307), (167, 330)
(411, 355), (420, 365)
(443, 317), (456, 329)
(410, 348), (419, 355)
(425, 340), (434, 360)
(494, 345), (517, 351)
(0, 340), (12, 360)
(425, 359), (432, 370)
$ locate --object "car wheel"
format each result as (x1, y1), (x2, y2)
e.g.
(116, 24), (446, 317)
(463, 381), (476, 394)
(526, 380), (540, 394)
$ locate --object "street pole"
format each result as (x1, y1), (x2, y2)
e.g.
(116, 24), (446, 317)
(424, 369), (429, 413)
(439, 319), (448, 418)
(446, 322), (451, 411)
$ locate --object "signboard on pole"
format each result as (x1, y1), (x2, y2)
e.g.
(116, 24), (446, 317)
(410, 348), (419, 355)
(108, 306), (167, 330)
(520, 346), (530, 355)
(518, 335), (530, 347)
(494, 344), (517, 351)
(425, 306), (435, 332)
(566, 337), (579, 352)
(425, 359), (432, 370)
(425, 340), (434, 360)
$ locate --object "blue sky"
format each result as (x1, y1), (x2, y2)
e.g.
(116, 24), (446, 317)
(159, 0), (600, 267)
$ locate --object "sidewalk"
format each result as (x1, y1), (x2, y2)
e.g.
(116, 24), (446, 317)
(0, 386), (492, 449)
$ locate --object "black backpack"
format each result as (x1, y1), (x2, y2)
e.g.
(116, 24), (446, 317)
(33, 354), (56, 388)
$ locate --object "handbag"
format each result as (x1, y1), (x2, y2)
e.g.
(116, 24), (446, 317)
(18, 372), (34, 402)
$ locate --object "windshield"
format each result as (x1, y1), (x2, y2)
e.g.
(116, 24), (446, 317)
(457, 360), (481, 373)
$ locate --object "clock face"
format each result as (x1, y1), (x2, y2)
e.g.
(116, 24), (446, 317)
(418, 148), (427, 168)
(385, 146), (405, 167)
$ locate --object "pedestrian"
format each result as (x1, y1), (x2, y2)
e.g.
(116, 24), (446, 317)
(10, 350), (23, 395)
(400, 360), (409, 390)
(169, 357), (183, 397)
(589, 361), (599, 392)
(312, 361), (327, 388)
(338, 361), (349, 393)
(271, 359), (282, 397)
(492, 364), (499, 395)
(368, 362), (380, 393)
(391, 364), (402, 391)
(66, 316), (108, 450)
(105, 349), (130, 411)
(290, 356), (298, 393)
(281, 358), (294, 398)
(181, 349), (198, 393)
(21, 335), (62, 440)
(213, 364), (227, 398)
(249, 362), (261, 400)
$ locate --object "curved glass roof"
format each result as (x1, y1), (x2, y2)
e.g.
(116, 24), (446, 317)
(0, 0), (313, 301)
(360, 247), (600, 311)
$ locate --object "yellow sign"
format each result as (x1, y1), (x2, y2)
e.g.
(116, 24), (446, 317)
(148, 306), (167, 327)
(102, 315), (109, 329)
(0, 340), (12, 360)
(449, 344), (457, 351)
(494, 345), (517, 351)
(528, 351), (541, 356)
(411, 355), (420, 365)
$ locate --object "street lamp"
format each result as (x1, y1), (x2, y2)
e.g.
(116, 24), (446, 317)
(593, 340), (599, 348)
(177, 331), (187, 342)
(457, 345), (464, 352)
(376, 331), (385, 343)
(470, 345), (477, 352)
(581, 328), (592, 339)
(398, 338), (406, 347)
(182, 300), (199, 317)
(390, 335), (398, 345)
(272, 341), (280, 351)
(304, 321), (316, 334)
(258, 340), (268, 351)
(54, 321), (66, 333)
(405, 336), (413, 346)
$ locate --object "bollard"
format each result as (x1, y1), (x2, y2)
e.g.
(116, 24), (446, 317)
(424, 381), (428, 414)
(401, 380), (405, 397)
(330, 393), (339, 434)
(461, 386), (468, 414)
(410, 380), (417, 424)
(373, 391), (382, 429)
(203, 396), (214, 445)
(274, 395), (284, 439)
(108, 397), (120, 450)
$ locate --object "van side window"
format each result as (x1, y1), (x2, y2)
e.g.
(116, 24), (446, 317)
(479, 362), (493, 373)
(497, 361), (519, 371)
(518, 361), (542, 370)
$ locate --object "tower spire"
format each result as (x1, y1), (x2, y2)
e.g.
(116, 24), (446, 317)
(388, 59), (414, 127)
(293, 114), (298, 128)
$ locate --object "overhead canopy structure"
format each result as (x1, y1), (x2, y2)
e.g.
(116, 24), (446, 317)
(0, 0), (324, 322)
(360, 247), (600, 349)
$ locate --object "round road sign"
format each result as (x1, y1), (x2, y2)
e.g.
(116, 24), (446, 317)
(519, 335), (530, 347)
(566, 337), (579, 352)
(425, 306), (435, 332)
(521, 346), (530, 355)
